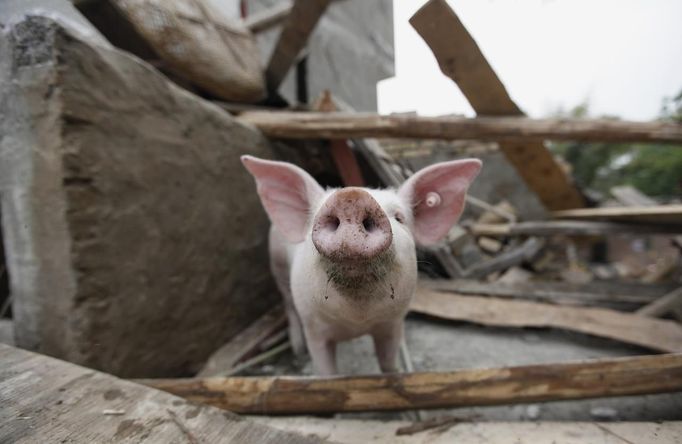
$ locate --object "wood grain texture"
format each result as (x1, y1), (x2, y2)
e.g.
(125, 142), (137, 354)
(0, 344), (319, 443)
(410, 0), (585, 210)
(411, 288), (682, 353)
(553, 205), (682, 224)
(139, 353), (682, 414)
(265, 0), (333, 92)
(238, 111), (682, 143)
(469, 220), (682, 237)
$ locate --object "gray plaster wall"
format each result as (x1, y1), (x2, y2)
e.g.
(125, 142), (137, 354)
(0, 16), (278, 377)
(248, 0), (395, 111)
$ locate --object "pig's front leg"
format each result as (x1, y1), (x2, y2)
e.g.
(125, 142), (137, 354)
(306, 335), (338, 375)
(371, 321), (403, 373)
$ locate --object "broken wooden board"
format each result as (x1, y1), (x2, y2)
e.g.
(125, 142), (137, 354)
(469, 220), (682, 237)
(265, 0), (333, 92)
(237, 111), (682, 143)
(139, 353), (682, 414)
(198, 305), (287, 377)
(0, 344), (319, 443)
(424, 278), (675, 310)
(553, 204), (682, 225)
(251, 417), (682, 444)
(410, 0), (585, 211)
(411, 288), (682, 353)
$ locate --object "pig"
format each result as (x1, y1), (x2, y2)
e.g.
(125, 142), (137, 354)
(241, 155), (481, 375)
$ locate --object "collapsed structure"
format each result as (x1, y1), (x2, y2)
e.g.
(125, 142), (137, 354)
(1, 0), (681, 442)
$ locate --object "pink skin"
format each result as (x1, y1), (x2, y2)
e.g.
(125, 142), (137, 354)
(242, 155), (481, 375)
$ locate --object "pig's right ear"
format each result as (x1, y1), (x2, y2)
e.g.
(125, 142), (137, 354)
(241, 155), (325, 243)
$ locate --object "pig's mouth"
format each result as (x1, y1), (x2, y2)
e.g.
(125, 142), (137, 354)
(319, 248), (398, 297)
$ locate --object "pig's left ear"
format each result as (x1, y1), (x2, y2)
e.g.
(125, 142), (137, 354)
(398, 159), (482, 246)
(241, 155), (325, 243)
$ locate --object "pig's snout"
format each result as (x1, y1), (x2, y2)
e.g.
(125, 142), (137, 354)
(312, 188), (392, 262)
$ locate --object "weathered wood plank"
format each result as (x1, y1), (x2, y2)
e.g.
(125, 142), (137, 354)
(468, 220), (682, 237)
(636, 287), (682, 318)
(265, 0), (333, 92)
(462, 237), (544, 279)
(238, 111), (682, 143)
(424, 278), (674, 310)
(410, 0), (585, 211)
(197, 305), (287, 377)
(553, 205), (682, 224)
(139, 353), (682, 414)
(0, 344), (319, 443)
(244, 1), (293, 33)
(411, 288), (682, 353)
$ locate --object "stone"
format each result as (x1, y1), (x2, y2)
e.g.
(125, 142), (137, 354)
(0, 16), (278, 377)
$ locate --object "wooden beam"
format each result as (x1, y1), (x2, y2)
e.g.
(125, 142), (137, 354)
(462, 237), (544, 279)
(197, 306), (287, 377)
(237, 111), (682, 143)
(636, 287), (682, 318)
(138, 353), (682, 414)
(424, 278), (675, 310)
(411, 288), (682, 353)
(265, 0), (332, 92)
(244, 1), (293, 33)
(410, 0), (585, 211)
(553, 205), (682, 225)
(468, 221), (682, 237)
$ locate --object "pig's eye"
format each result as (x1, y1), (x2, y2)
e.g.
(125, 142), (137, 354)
(394, 212), (405, 224)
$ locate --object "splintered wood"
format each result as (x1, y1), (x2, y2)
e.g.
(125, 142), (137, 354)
(139, 353), (682, 414)
(411, 287), (682, 353)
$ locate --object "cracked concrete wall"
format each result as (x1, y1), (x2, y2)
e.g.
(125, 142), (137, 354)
(0, 16), (278, 377)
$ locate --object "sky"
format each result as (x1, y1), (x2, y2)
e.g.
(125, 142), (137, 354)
(378, 0), (682, 121)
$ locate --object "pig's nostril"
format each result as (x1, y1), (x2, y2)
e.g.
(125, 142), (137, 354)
(362, 216), (375, 232)
(327, 216), (340, 231)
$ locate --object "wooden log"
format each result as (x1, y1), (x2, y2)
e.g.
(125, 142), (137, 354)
(553, 205), (682, 225)
(265, 0), (333, 92)
(411, 288), (682, 353)
(138, 353), (682, 414)
(425, 278), (675, 310)
(462, 237), (544, 279)
(197, 305), (287, 377)
(0, 344), (318, 443)
(237, 111), (682, 143)
(410, 0), (585, 211)
(636, 287), (682, 318)
(468, 221), (682, 237)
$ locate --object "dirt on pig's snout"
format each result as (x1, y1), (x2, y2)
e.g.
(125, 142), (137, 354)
(318, 246), (398, 299)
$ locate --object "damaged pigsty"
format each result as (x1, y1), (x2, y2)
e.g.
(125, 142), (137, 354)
(242, 155), (481, 375)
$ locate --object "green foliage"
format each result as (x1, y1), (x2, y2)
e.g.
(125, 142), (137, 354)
(549, 94), (682, 199)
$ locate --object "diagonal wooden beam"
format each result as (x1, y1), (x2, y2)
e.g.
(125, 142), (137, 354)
(265, 0), (333, 93)
(410, 0), (585, 210)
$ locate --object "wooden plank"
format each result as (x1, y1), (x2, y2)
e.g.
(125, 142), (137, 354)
(462, 237), (544, 279)
(238, 111), (682, 143)
(410, 0), (585, 210)
(252, 417), (682, 444)
(0, 344), (319, 443)
(139, 353), (682, 414)
(411, 288), (682, 353)
(244, 1), (293, 33)
(265, 0), (333, 92)
(468, 220), (682, 237)
(553, 205), (682, 224)
(636, 287), (682, 318)
(197, 305), (287, 377)
(425, 279), (674, 310)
